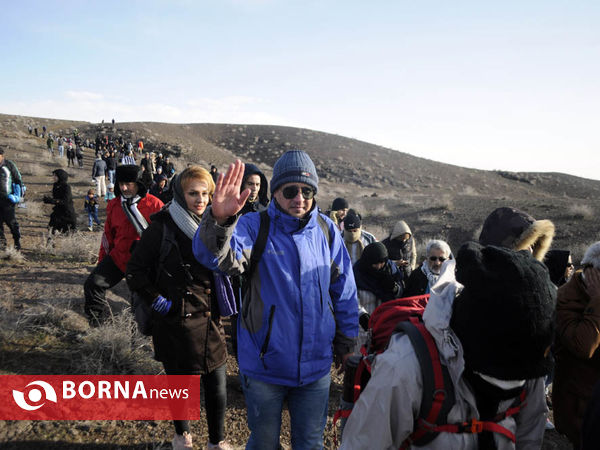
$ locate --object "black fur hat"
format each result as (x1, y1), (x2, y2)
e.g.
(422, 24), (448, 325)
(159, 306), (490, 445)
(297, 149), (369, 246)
(115, 165), (147, 197)
(451, 242), (556, 380)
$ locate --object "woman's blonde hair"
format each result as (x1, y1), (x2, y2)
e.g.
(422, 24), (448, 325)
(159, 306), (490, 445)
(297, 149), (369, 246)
(179, 165), (215, 200)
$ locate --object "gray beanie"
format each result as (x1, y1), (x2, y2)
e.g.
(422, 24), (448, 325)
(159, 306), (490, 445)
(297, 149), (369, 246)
(270, 150), (318, 195)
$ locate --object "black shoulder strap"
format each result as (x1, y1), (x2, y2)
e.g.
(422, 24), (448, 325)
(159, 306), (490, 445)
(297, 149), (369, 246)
(246, 210), (270, 280)
(395, 320), (456, 446)
(317, 213), (334, 250)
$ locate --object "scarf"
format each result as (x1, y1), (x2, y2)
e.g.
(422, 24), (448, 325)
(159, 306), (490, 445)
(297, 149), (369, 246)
(120, 195), (148, 237)
(421, 262), (440, 291)
(168, 199), (201, 240)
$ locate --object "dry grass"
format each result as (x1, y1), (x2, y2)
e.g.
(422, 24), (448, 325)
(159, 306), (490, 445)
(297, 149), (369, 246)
(40, 231), (99, 263)
(567, 203), (594, 220)
(0, 246), (25, 262)
(76, 312), (161, 375)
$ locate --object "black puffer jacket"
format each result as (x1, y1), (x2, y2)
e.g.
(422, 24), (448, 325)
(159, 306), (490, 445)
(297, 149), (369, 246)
(126, 209), (227, 374)
(44, 169), (77, 233)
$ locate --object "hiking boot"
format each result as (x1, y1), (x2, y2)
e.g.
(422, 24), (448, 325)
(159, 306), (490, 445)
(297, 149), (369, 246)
(88, 226), (93, 232)
(14, 240), (21, 251)
(207, 440), (233, 450)
(172, 431), (193, 450)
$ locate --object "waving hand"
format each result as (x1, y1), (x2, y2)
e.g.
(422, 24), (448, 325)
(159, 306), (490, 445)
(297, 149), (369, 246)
(211, 160), (251, 225)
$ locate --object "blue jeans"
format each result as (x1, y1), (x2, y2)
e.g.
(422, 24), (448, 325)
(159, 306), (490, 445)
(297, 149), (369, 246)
(241, 373), (330, 450)
(107, 169), (115, 185)
(87, 210), (101, 227)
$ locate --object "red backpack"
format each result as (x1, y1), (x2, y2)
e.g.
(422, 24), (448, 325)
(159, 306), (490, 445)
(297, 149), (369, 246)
(333, 294), (528, 448)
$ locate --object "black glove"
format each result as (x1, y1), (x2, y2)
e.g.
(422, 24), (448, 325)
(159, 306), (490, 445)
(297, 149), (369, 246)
(43, 195), (55, 204)
(359, 312), (370, 331)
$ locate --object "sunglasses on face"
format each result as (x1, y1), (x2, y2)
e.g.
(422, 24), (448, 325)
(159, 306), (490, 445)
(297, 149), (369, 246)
(281, 185), (315, 200)
(429, 256), (447, 262)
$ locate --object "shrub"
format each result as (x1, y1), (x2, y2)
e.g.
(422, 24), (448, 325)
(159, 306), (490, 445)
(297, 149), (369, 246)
(76, 312), (160, 374)
(567, 204), (594, 220)
(40, 231), (99, 263)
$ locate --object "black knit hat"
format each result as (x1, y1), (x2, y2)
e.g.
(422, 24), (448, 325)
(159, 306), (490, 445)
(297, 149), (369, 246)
(332, 197), (348, 211)
(451, 242), (556, 380)
(115, 165), (147, 197)
(344, 209), (362, 230)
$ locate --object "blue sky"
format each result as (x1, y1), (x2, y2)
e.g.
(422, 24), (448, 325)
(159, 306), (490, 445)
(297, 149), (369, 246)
(2, 1), (599, 180)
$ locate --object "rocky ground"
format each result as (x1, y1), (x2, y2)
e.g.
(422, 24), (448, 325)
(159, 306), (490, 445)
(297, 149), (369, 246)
(0, 114), (580, 448)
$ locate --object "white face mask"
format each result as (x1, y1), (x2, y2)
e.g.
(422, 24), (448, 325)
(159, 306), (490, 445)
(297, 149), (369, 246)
(474, 371), (525, 390)
(344, 229), (361, 243)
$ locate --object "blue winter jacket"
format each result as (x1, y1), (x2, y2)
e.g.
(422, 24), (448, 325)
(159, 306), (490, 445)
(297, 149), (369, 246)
(193, 201), (359, 386)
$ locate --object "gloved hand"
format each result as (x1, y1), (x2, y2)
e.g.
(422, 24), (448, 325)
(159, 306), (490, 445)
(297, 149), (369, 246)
(359, 312), (370, 331)
(152, 295), (172, 316)
(7, 194), (20, 204)
(43, 195), (55, 204)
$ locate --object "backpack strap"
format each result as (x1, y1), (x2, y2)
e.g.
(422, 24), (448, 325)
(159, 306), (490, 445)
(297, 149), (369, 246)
(245, 210), (270, 280)
(317, 213), (334, 250)
(397, 318), (456, 448)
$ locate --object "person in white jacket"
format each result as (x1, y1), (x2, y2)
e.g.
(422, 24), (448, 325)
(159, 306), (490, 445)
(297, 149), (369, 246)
(341, 242), (555, 450)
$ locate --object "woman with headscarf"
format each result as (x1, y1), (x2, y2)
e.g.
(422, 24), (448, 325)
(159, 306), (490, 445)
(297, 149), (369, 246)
(126, 166), (232, 450)
(43, 169), (77, 234)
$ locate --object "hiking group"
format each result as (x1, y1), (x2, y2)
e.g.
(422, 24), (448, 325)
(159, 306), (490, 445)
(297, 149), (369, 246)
(2, 135), (599, 450)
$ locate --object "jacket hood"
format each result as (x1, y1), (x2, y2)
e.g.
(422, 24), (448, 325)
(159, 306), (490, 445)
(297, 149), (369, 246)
(478, 207), (554, 261)
(390, 220), (412, 240)
(544, 249), (571, 286)
(241, 163), (269, 206)
(52, 169), (69, 183)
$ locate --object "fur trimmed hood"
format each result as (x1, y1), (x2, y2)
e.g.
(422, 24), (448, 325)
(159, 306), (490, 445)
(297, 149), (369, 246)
(390, 220), (412, 240)
(478, 207), (554, 261)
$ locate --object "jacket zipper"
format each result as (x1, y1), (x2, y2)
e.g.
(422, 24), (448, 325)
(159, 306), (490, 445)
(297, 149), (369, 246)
(260, 305), (276, 369)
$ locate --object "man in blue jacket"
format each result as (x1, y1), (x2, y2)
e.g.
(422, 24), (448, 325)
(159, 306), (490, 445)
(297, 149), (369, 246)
(193, 150), (358, 450)
(0, 145), (23, 250)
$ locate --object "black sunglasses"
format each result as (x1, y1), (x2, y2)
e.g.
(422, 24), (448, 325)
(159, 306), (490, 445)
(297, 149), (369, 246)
(281, 185), (315, 200)
(429, 256), (447, 262)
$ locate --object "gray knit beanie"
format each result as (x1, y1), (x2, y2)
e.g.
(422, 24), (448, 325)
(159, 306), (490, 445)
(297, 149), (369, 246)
(270, 150), (318, 195)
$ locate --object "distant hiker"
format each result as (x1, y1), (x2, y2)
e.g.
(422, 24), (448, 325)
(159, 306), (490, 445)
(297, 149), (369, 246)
(0, 145), (23, 250)
(404, 239), (451, 297)
(342, 209), (376, 264)
(66, 144), (75, 167)
(328, 197), (349, 232)
(149, 174), (171, 204)
(354, 241), (403, 316)
(544, 249), (574, 287)
(122, 150), (136, 165)
(127, 166), (233, 450)
(162, 157), (175, 179)
(43, 169), (77, 235)
(84, 188), (102, 231)
(553, 242), (600, 448)
(140, 165), (153, 189)
(478, 206), (554, 261)
(104, 183), (115, 202)
(57, 137), (64, 158)
(209, 165), (219, 184)
(92, 155), (107, 198)
(137, 140), (144, 155)
(42, 125), (47, 135)
(193, 152), (358, 449)
(340, 243), (555, 449)
(34, 127), (38, 137)
(83, 165), (163, 326)
(105, 151), (117, 185)
(238, 163), (269, 215)
(46, 136), (54, 155)
(28, 125), (32, 134)
(381, 219), (417, 278)
(111, 118), (115, 125)
(76, 146), (84, 168)
(140, 152), (153, 174)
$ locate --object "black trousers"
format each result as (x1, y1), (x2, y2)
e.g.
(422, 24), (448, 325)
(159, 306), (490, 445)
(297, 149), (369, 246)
(83, 255), (124, 325)
(0, 200), (20, 247)
(163, 362), (227, 444)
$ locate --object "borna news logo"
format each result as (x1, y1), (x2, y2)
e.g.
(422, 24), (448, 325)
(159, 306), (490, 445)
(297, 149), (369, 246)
(12, 380), (58, 411)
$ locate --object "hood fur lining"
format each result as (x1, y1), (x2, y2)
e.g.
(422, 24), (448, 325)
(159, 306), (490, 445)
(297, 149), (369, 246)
(513, 219), (554, 261)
